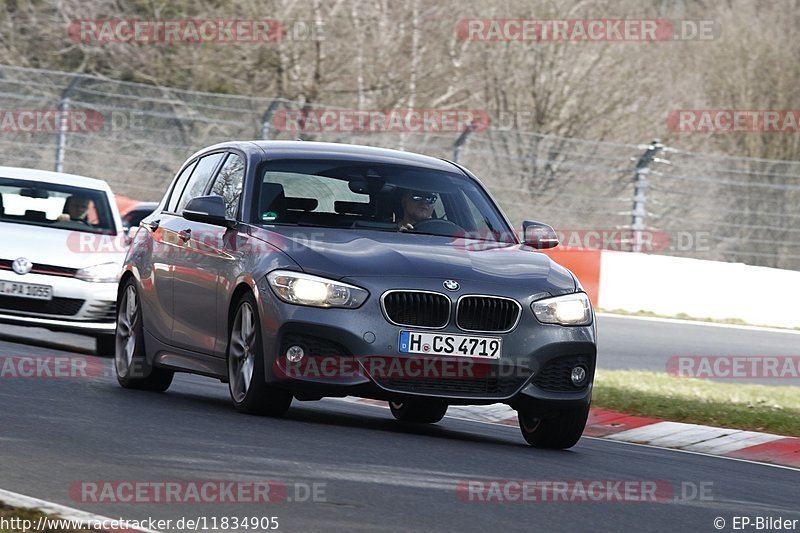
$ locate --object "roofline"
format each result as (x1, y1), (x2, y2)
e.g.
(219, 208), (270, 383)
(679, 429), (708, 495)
(184, 140), (464, 174)
(0, 166), (112, 191)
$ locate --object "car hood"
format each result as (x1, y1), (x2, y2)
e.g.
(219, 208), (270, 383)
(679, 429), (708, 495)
(0, 222), (125, 269)
(252, 226), (576, 293)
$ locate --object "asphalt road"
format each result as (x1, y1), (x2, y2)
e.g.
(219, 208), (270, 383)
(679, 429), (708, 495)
(596, 314), (800, 386)
(0, 337), (798, 533)
(4, 313), (800, 386)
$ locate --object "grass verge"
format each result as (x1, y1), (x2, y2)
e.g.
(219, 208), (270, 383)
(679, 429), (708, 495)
(593, 370), (800, 437)
(0, 503), (99, 532)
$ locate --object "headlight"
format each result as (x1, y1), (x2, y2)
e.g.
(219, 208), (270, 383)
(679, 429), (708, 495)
(532, 292), (592, 326)
(75, 262), (122, 283)
(266, 270), (368, 308)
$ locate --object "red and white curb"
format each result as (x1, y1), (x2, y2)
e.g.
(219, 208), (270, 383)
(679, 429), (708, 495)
(584, 410), (800, 468)
(340, 398), (800, 468)
(0, 487), (159, 533)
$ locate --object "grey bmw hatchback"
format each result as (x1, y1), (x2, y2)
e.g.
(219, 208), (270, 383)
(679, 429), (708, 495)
(116, 141), (596, 449)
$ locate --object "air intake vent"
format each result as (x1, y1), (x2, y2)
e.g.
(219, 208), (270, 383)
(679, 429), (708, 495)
(0, 296), (84, 316)
(533, 355), (593, 391)
(456, 296), (521, 332)
(382, 291), (450, 328)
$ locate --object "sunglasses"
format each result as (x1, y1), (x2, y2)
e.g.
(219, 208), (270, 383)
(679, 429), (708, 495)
(410, 193), (438, 205)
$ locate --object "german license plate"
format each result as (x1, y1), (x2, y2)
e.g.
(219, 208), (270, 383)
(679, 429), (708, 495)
(0, 281), (53, 300)
(399, 331), (501, 358)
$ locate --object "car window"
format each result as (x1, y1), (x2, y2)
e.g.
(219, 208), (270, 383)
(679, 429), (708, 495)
(253, 159), (513, 241)
(262, 172), (367, 214)
(461, 190), (495, 232)
(165, 160), (199, 213)
(0, 178), (115, 234)
(175, 153), (225, 215)
(209, 153), (245, 218)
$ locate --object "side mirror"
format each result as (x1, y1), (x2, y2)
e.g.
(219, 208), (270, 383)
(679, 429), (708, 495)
(182, 195), (232, 227)
(122, 226), (135, 244)
(522, 220), (559, 249)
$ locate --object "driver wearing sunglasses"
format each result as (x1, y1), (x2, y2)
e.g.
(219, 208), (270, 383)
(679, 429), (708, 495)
(398, 189), (438, 232)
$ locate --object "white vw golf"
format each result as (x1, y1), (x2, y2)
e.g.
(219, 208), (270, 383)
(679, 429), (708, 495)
(0, 166), (127, 354)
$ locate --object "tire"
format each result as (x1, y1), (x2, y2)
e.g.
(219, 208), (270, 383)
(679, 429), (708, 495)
(517, 404), (590, 449)
(115, 280), (174, 391)
(95, 334), (116, 357)
(227, 292), (292, 417)
(389, 399), (448, 423)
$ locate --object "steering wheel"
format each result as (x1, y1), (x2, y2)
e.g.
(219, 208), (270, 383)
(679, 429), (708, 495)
(409, 218), (463, 236)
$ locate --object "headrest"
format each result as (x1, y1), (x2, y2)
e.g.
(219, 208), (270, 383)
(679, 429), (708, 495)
(285, 197), (318, 211)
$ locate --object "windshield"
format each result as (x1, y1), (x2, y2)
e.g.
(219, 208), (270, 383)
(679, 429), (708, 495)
(0, 177), (116, 234)
(253, 159), (514, 243)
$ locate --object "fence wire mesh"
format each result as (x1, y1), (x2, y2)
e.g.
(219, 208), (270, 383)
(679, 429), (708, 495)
(1, 64), (798, 270)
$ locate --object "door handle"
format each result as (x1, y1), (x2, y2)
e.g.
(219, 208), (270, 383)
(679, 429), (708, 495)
(148, 219), (160, 231)
(178, 228), (192, 242)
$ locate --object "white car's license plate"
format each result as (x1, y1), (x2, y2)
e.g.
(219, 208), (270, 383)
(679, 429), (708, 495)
(0, 281), (53, 300)
(399, 331), (502, 358)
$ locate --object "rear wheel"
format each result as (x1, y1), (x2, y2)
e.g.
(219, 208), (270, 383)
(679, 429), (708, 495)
(227, 293), (292, 416)
(115, 280), (174, 391)
(389, 399), (448, 423)
(517, 404), (589, 449)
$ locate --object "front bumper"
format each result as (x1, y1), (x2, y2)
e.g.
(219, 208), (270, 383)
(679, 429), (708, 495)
(257, 276), (596, 412)
(0, 270), (117, 334)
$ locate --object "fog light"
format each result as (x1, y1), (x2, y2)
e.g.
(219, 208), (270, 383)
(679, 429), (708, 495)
(571, 366), (587, 386)
(286, 345), (305, 363)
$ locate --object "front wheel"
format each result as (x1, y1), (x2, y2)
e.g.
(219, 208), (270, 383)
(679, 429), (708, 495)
(389, 399), (448, 423)
(517, 404), (589, 449)
(115, 280), (174, 391)
(227, 293), (292, 417)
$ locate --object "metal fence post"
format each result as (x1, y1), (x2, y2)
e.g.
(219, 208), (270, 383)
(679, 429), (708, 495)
(259, 99), (283, 140)
(54, 75), (86, 173)
(630, 139), (665, 252)
(452, 123), (474, 163)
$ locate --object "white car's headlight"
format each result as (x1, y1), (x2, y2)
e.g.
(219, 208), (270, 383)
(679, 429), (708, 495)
(267, 270), (369, 308)
(75, 262), (121, 283)
(532, 292), (592, 326)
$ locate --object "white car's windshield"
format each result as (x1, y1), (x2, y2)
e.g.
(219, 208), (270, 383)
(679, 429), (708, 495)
(0, 178), (116, 234)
